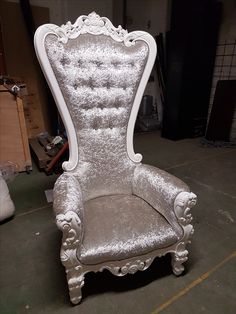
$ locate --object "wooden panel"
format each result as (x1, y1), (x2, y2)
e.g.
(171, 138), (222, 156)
(206, 80), (236, 141)
(0, 22), (6, 75)
(0, 1), (53, 137)
(0, 86), (32, 172)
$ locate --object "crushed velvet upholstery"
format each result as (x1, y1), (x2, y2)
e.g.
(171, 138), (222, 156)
(79, 194), (181, 265)
(45, 34), (148, 200)
(132, 164), (189, 233)
(46, 30), (191, 264)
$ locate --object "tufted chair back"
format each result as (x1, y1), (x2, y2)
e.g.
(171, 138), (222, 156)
(35, 12), (156, 201)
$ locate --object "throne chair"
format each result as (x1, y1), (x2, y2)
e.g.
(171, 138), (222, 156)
(34, 12), (197, 304)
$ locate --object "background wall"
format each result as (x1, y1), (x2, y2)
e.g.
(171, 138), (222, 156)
(126, 0), (170, 35)
(0, 1), (51, 137)
(30, 0), (113, 25)
(6, 0), (235, 138)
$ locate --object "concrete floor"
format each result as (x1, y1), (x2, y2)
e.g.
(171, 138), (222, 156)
(0, 131), (236, 314)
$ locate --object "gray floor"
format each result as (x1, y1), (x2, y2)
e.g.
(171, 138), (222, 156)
(0, 131), (236, 314)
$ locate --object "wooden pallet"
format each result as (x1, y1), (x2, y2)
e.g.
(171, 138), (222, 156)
(29, 137), (53, 170)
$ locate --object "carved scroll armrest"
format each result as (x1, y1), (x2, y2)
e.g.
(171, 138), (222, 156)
(132, 164), (190, 225)
(174, 191), (197, 229)
(53, 173), (84, 249)
(56, 211), (82, 250)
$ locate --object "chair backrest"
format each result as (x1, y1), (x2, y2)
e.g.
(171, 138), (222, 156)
(34, 12), (156, 200)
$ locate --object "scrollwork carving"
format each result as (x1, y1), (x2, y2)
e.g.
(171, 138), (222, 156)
(56, 211), (82, 249)
(56, 211), (84, 304)
(101, 257), (154, 276)
(54, 12), (130, 45)
(171, 192), (197, 275)
(174, 192), (197, 226)
(171, 242), (189, 276)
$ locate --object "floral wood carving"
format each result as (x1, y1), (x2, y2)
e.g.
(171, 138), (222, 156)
(101, 257), (154, 276)
(56, 211), (81, 251)
(54, 12), (131, 45)
(172, 192), (197, 275)
(174, 192), (197, 226)
(56, 211), (84, 304)
(171, 242), (189, 275)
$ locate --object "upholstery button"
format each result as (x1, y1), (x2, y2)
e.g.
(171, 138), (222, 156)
(112, 61), (119, 68)
(95, 61), (103, 67)
(93, 121), (98, 129)
(60, 56), (69, 66)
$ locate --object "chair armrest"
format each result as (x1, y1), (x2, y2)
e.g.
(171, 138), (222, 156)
(132, 164), (192, 228)
(53, 173), (84, 249)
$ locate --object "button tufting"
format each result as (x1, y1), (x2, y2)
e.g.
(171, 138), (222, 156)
(95, 60), (103, 68)
(88, 78), (95, 89)
(93, 121), (98, 130)
(112, 61), (119, 68)
(60, 56), (69, 66)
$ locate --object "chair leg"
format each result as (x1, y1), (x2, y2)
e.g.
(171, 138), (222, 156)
(171, 242), (189, 276)
(66, 269), (85, 305)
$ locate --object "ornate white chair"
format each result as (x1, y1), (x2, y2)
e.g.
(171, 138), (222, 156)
(34, 12), (197, 305)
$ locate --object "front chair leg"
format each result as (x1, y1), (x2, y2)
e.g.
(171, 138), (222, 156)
(66, 266), (85, 304)
(171, 242), (189, 276)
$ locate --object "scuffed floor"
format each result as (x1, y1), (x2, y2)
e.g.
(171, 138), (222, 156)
(0, 131), (235, 314)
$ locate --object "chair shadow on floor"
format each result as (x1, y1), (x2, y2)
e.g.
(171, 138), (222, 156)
(82, 254), (173, 299)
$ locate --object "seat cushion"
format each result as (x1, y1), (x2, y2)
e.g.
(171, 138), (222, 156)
(78, 194), (182, 265)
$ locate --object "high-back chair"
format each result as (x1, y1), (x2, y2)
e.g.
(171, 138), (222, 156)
(34, 12), (197, 304)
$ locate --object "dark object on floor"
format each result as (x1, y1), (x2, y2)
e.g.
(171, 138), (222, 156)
(46, 141), (69, 174)
(29, 134), (68, 173)
(29, 137), (53, 170)
(162, 0), (221, 140)
(206, 80), (236, 142)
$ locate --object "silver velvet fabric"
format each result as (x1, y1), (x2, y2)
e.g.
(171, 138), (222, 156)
(53, 173), (84, 218)
(47, 32), (190, 266)
(132, 164), (189, 234)
(45, 33), (148, 200)
(79, 194), (179, 264)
